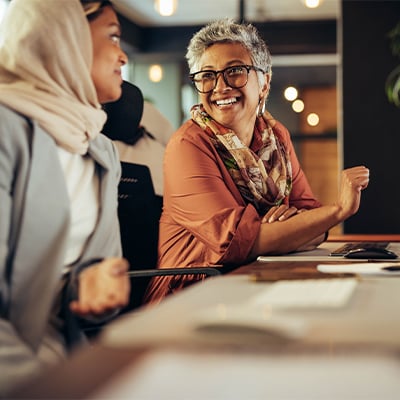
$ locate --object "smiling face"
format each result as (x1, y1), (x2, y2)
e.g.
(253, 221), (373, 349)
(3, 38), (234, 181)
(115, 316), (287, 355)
(198, 42), (269, 143)
(89, 6), (128, 103)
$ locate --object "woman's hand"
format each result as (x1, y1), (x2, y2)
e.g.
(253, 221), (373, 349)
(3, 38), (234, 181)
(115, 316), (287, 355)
(336, 166), (370, 220)
(261, 204), (300, 223)
(70, 258), (130, 318)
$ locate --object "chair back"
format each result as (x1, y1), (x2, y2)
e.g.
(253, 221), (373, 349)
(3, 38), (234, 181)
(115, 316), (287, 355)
(117, 161), (221, 312)
(118, 162), (162, 309)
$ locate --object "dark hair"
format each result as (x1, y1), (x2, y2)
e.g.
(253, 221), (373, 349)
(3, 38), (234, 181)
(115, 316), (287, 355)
(80, 0), (113, 21)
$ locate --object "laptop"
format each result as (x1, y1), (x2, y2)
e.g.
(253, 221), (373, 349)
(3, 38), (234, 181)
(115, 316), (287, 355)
(257, 241), (400, 262)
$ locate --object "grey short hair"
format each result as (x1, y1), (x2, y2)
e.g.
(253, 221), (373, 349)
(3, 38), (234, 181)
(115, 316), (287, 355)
(186, 18), (272, 85)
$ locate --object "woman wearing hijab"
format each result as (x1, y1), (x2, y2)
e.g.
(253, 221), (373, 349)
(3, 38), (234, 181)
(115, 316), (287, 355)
(0, 0), (130, 394)
(144, 19), (370, 305)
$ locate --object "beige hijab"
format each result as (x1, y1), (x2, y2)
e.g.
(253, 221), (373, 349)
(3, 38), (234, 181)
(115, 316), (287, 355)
(0, 0), (106, 154)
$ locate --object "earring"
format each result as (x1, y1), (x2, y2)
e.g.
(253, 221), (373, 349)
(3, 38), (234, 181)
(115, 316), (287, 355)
(257, 97), (266, 117)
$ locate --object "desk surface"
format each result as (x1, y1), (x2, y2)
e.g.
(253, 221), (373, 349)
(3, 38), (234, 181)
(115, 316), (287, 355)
(101, 268), (400, 349)
(10, 237), (400, 399)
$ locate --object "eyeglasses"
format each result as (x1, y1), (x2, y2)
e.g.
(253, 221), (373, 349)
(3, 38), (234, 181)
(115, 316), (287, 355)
(189, 64), (266, 94)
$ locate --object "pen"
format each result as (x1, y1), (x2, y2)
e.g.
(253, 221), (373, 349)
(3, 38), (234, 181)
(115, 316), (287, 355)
(126, 265), (223, 277)
(382, 266), (400, 272)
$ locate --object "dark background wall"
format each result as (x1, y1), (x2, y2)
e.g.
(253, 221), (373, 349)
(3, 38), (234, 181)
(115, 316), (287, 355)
(342, 0), (400, 233)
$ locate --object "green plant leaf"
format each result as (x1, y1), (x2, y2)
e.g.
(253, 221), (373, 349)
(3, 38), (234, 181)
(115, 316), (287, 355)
(388, 21), (400, 58)
(385, 65), (400, 107)
(386, 20), (400, 107)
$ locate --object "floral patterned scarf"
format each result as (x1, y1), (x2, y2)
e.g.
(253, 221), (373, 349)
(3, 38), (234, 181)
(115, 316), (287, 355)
(191, 104), (292, 215)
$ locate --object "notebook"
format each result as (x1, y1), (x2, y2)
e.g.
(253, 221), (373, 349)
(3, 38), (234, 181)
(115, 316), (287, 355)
(249, 278), (358, 308)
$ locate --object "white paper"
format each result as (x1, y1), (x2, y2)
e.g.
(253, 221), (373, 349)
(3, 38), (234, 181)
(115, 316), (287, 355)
(317, 263), (400, 275)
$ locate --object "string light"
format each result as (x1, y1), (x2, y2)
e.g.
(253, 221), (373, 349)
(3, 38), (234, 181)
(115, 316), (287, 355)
(307, 112), (320, 126)
(284, 86), (298, 101)
(292, 99), (305, 113)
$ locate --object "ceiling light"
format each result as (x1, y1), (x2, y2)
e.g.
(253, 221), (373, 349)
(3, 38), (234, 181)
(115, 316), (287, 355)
(304, 0), (322, 9)
(154, 0), (178, 17)
(149, 64), (163, 82)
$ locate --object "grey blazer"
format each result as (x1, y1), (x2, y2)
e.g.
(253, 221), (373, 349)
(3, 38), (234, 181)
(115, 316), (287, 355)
(0, 104), (122, 394)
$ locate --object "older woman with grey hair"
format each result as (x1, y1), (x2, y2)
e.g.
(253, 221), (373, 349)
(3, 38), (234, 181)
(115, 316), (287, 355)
(144, 18), (369, 305)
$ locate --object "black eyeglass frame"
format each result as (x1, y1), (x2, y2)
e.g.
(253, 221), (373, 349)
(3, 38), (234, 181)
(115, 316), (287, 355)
(189, 64), (267, 94)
